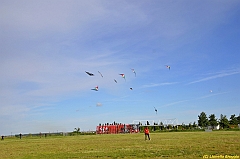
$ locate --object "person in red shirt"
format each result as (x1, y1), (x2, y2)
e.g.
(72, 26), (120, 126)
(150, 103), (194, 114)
(144, 127), (150, 140)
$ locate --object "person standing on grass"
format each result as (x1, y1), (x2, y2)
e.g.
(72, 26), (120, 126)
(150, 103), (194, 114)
(144, 127), (150, 140)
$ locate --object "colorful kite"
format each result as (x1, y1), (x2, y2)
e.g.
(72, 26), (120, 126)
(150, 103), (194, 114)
(119, 74), (126, 81)
(91, 86), (98, 91)
(165, 65), (170, 70)
(85, 71), (94, 76)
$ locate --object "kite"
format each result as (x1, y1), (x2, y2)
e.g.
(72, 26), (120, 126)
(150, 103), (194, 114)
(91, 86), (98, 91)
(131, 69), (136, 77)
(210, 90), (213, 93)
(165, 65), (170, 70)
(154, 107), (157, 114)
(85, 71), (94, 76)
(98, 71), (103, 77)
(130, 87), (133, 90)
(114, 79), (117, 83)
(119, 74), (126, 81)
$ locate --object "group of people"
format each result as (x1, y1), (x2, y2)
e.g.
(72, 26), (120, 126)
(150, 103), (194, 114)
(1, 133), (22, 140)
(2, 130), (150, 141)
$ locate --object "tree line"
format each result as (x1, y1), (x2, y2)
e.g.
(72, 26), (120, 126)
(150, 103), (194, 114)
(72, 112), (240, 134)
(198, 112), (240, 129)
(139, 112), (240, 132)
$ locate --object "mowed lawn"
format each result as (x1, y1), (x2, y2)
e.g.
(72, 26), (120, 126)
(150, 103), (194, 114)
(0, 131), (239, 159)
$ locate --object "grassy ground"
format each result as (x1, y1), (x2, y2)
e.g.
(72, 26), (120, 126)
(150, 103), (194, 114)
(0, 131), (239, 159)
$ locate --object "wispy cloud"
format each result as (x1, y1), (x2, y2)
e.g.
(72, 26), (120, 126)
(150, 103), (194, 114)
(188, 69), (240, 85)
(141, 82), (178, 88)
(160, 91), (229, 108)
(196, 91), (229, 100)
(160, 99), (191, 108)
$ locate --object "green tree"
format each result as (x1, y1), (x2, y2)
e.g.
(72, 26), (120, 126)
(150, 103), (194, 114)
(189, 122), (193, 129)
(219, 114), (229, 129)
(198, 112), (209, 128)
(229, 114), (238, 125)
(159, 122), (164, 130)
(74, 127), (80, 135)
(209, 114), (218, 129)
(237, 114), (240, 124)
(193, 121), (197, 129)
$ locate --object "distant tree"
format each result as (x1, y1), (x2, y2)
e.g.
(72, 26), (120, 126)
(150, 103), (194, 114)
(193, 121), (197, 129)
(182, 123), (187, 129)
(198, 112), (209, 128)
(185, 124), (189, 130)
(189, 122), (193, 129)
(237, 114), (240, 124)
(219, 114), (229, 129)
(209, 114), (218, 129)
(159, 122), (164, 130)
(166, 124), (172, 130)
(74, 127), (80, 135)
(229, 114), (238, 125)
(154, 126), (157, 131)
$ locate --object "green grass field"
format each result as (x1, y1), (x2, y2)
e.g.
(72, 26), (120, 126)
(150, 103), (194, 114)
(0, 131), (239, 159)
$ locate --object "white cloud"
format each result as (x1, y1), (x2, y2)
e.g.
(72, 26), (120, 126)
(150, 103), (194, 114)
(160, 91), (230, 108)
(141, 82), (178, 88)
(188, 69), (240, 84)
(96, 103), (102, 107)
(0, 1), (106, 32)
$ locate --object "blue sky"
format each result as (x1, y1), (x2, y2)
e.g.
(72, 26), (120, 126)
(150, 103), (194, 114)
(1, 0), (240, 135)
